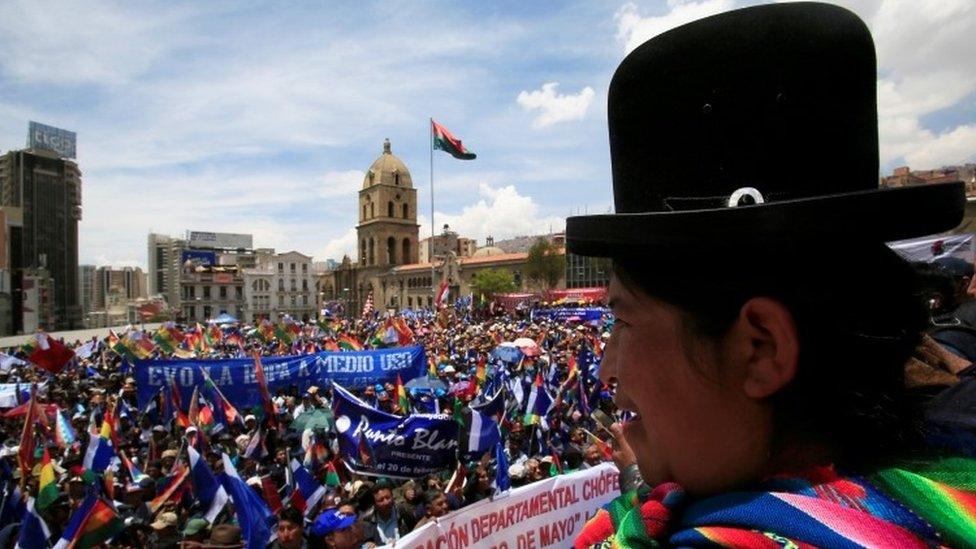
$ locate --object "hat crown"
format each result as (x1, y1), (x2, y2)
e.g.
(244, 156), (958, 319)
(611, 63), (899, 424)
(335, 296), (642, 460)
(609, 2), (877, 214)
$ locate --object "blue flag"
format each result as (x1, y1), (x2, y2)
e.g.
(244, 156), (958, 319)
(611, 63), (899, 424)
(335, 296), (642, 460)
(188, 447), (228, 523)
(219, 453), (273, 549)
(459, 409), (501, 461)
(492, 442), (510, 494)
(15, 498), (49, 549)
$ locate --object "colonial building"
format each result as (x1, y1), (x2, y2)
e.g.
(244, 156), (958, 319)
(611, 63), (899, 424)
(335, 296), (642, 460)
(323, 138), (568, 313)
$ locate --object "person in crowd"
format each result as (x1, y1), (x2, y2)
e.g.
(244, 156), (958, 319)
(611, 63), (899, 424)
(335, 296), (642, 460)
(148, 511), (181, 549)
(269, 507), (307, 549)
(311, 509), (362, 549)
(180, 517), (210, 547)
(566, 3), (976, 547)
(412, 491), (450, 531)
(463, 465), (493, 505)
(360, 484), (411, 545)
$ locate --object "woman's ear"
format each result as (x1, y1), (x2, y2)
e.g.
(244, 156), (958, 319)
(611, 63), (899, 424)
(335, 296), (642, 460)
(730, 297), (799, 399)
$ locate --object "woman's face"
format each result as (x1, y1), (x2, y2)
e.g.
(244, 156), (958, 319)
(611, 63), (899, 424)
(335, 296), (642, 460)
(602, 273), (771, 495)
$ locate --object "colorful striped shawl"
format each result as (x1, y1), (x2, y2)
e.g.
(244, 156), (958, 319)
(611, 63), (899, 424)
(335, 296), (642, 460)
(574, 457), (976, 548)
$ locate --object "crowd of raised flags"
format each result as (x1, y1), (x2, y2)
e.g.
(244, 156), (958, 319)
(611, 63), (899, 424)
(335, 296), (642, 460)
(0, 303), (615, 548)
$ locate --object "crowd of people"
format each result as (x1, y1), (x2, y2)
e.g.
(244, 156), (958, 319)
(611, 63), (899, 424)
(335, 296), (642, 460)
(0, 304), (618, 548)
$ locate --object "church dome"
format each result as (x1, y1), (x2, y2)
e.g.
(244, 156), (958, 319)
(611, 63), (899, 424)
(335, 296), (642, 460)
(472, 246), (505, 257)
(363, 138), (413, 189)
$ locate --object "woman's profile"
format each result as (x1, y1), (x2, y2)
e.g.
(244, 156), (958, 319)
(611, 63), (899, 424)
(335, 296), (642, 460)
(568, 3), (976, 547)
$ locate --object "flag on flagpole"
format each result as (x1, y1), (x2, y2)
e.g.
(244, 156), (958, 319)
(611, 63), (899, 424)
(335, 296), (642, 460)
(289, 459), (327, 517)
(15, 498), (51, 549)
(431, 119), (477, 160)
(492, 442), (510, 494)
(523, 373), (553, 426)
(252, 353), (277, 425)
(219, 453), (273, 549)
(36, 449), (59, 510)
(395, 374), (410, 414)
(52, 492), (124, 549)
(445, 460), (468, 494)
(361, 291), (374, 317)
(459, 409), (501, 460)
(434, 281), (450, 309)
(27, 333), (75, 375)
(187, 446), (229, 523)
(17, 385), (38, 479)
(150, 465), (189, 513)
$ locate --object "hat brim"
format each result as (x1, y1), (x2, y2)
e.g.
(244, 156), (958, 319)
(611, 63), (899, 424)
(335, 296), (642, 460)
(567, 182), (965, 257)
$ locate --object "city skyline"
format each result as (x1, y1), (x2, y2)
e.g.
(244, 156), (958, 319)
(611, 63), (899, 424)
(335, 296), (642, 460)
(0, 0), (972, 270)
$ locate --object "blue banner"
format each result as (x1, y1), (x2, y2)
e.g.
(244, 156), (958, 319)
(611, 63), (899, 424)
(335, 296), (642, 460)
(332, 384), (458, 478)
(530, 307), (609, 324)
(134, 346), (426, 411)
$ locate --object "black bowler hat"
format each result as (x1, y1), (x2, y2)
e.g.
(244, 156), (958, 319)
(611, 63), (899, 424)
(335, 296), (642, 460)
(566, 2), (964, 257)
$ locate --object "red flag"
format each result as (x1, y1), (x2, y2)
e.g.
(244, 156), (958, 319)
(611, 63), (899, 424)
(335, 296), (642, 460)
(261, 476), (283, 514)
(445, 460), (468, 493)
(170, 380), (190, 428)
(28, 333), (75, 374)
(17, 385), (38, 480)
(435, 281), (450, 309)
(252, 353), (277, 426)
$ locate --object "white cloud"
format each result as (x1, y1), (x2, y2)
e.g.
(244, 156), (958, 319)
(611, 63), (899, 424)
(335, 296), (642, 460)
(857, 0), (976, 168)
(516, 82), (595, 129)
(614, 0), (976, 170)
(320, 228), (359, 263)
(614, 0), (735, 53)
(433, 183), (564, 244)
(319, 170), (365, 199)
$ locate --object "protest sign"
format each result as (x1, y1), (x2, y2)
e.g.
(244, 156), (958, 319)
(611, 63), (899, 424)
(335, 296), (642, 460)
(386, 463), (620, 549)
(332, 383), (459, 478)
(530, 308), (608, 324)
(134, 346), (425, 410)
(0, 383), (31, 408)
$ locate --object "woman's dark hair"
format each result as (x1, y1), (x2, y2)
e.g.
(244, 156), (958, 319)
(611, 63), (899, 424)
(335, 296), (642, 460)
(613, 241), (928, 471)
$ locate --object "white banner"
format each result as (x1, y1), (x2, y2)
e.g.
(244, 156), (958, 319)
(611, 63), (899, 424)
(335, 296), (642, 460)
(385, 463), (620, 549)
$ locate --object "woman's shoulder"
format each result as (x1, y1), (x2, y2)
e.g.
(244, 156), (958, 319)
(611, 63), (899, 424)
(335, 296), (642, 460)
(575, 457), (976, 548)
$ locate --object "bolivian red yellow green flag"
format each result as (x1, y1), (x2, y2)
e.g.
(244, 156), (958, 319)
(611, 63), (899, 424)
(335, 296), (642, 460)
(36, 448), (59, 510)
(432, 119), (476, 160)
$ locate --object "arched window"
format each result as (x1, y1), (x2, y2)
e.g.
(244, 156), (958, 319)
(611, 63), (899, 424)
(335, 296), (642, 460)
(402, 238), (411, 263)
(361, 240), (367, 263)
(368, 238), (375, 265)
(370, 203), (374, 218)
(387, 236), (396, 264)
(393, 170), (400, 185)
(278, 279), (284, 291)
(388, 201), (394, 218)
(363, 204), (368, 219)
(402, 203), (408, 218)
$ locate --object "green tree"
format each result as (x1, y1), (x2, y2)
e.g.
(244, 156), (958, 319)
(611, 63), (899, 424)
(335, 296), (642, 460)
(470, 268), (516, 302)
(524, 238), (565, 290)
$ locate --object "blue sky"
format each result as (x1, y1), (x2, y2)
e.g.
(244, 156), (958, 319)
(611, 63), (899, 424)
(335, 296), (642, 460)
(0, 0), (972, 268)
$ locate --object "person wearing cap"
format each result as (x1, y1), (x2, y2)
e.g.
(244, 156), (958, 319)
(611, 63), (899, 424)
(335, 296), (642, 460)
(311, 508), (361, 549)
(181, 517), (210, 545)
(149, 511), (180, 548)
(204, 524), (243, 548)
(569, 4), (976, 548)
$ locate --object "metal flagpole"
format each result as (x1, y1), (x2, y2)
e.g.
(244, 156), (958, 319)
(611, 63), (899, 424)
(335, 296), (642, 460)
(429, 118), (436, 307)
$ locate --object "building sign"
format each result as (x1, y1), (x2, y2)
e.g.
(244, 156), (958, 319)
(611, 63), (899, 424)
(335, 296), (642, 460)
(27, 121), (77, 159)
(187, 231), (253, 250)
(180, 250), (217, 266)
(214, 273), (233, 284)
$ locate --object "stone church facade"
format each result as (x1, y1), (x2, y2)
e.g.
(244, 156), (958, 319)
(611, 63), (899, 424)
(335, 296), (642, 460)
(320, 138), (564, 315)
